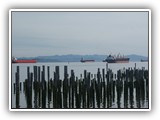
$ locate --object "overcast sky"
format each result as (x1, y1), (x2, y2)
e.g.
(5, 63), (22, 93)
(12, 11), (148, 57)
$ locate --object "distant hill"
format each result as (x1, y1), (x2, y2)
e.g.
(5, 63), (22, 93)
(35, 54), (107, 62)
(18, 54), (148, 62)
(126, 54), (148, 61)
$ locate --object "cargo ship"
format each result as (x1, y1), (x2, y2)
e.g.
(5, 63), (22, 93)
(80, 58), (95, 63)
(103, 54), (129, 63)
(12, 57), (37, 63)
(140, 59), (148, 62)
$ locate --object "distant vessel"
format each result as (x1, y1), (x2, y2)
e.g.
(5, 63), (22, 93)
(103, 54), (129, 63)
(12, 57), (37, 63)
(80, 58), (95, 63)
(141, 59), (148, 62)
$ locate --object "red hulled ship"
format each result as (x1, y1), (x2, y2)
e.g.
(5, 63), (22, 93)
(12, 57), (37, 63)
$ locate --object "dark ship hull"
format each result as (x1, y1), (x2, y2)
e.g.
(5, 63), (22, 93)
(80, 59), (95, 63)
(103, 54), (129, 63)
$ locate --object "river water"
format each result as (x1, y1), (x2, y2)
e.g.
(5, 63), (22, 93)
(11, 61), (149, 109)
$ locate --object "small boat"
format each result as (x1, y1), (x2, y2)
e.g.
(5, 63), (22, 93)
(12, 57), (37, 63)
(103, 54), (129, 63)
(80, 58), (95, 63)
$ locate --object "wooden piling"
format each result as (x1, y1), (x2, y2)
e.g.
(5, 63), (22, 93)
(33, 66), (38, 108)
(26, 67), (32, 108)
(82, 70), (87, 108)
(13, 64), (149, 109)
(135, 69), (141, 108)
(127, 69), (133, 108)
(70, 70), (75, 108)
(15, 66), (20, 108)
(106, 70), (110, 108)
(102, 68), (106, 108)
(47, 66), (51, 108)
(63, 66), (68, 108)
(124, 69), (128, 108)
(41, 66), (46, 108)
(116, 70), (122, 108)
(86, 72), (90, 108)
(13, 83), (16, 94)
(38, 66), (41, 108)
(97, 68), (101, 108)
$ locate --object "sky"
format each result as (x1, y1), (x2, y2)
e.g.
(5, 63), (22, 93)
(11, 10), (149, 57)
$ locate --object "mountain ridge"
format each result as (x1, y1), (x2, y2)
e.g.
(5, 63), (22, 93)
(17, 54), (148, 62)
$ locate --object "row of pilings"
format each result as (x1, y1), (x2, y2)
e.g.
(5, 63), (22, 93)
(13, 65), (149, 109)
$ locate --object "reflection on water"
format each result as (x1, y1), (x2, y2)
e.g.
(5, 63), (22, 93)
(11, 62), (149, 109)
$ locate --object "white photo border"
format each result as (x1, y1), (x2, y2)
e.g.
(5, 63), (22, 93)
(9, 9), (151, 111)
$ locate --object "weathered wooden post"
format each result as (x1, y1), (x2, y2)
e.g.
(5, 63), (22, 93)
(144, 70), (149, 101)
(92, 78), (95, 108)
(116, 70), (121, 108)
(135, 69), (141, 108)
(124, 69), (129, 108)
(79, 78), (83, 108)
(102, 68), (106, 108)
(106, 63), (108, 72)
(140, 69), (145, 106)
(38, 66), (41, 108)
(63, 65), (68, 108)
(53, 72), (56, 108)
(112, 80), (115, 103)
(134, 63), (136, 69)
(13, 83), (16, 94)
(111, 70), (114, 106)
(15, 66), (20, 108)
(129, 69), (134, 108)
(59, 80), (63, 108)
(82, 70), (87, 108)
(86, 72), (91, 108)
(75, 77), (81, 108)
(47, 66), (52, 108)
(33, 66), (38, 108)
(26, 67), (32, 108)
(106, 70), (110, 108)
(55, 66), (62, 108)
(42, 65), (46, 108)
(96, 68), (101, 108)
(71, 70), (75, 108)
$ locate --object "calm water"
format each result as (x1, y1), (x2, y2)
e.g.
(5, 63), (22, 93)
(11, 62), (149, 109)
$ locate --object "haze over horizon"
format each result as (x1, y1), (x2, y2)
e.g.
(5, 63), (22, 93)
(12, 10), (149, 57)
